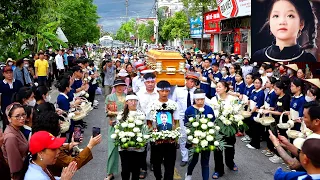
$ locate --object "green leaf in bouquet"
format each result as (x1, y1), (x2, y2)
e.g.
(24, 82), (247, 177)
(238, 123), (249, 131)
(188, 148), (195, 163)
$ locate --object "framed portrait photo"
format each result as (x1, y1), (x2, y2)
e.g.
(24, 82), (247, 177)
(156, 111), (173, 131)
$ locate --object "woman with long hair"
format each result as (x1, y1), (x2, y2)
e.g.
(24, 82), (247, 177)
(252, 0), (317, 62)
(12, 87), (36, 107)
(116, 92), (146, 180)
(105, 79), (127, 180)
(34, 86), (50, 107)
(209, 81), (238, 179)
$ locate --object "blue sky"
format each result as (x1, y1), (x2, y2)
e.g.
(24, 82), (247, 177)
(94, 0), (156, 33)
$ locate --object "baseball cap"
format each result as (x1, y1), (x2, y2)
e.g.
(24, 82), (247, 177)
(3, 66), (13, 72)
(293, 133), (320, 150)
(29, 131), (66, 155)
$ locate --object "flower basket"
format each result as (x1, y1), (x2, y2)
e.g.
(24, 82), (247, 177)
(241, 106), (251, 118)
(60, 113), (71, 133)
(277, 112), (294, 129)
(70, 107), (87, 121)
(286, 129), (304, 139)
(260, 114), (275, 126)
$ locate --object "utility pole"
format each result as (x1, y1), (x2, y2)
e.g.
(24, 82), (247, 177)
(155, 0), (159, 45)
(126, 0), (129, 21)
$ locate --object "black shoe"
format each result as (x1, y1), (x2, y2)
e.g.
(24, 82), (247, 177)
(150, 164), (154, 171)
(180, 161), (188, 167)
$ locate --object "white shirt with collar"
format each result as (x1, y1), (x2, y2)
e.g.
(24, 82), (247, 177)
(3, 79), (15, 89)
(55, 54), (65, 70)
(171, 86), (196, 117)
(132, 75), (145, 93)
(137, 88), (159, 115)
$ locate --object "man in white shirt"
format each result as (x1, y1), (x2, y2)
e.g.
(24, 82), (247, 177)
(241, 57), (253, 79)
(132, 61), (147, 93)
(171, 72), (199, 167)
(55, 49), (65, 77)
(136, 71), (159, 175)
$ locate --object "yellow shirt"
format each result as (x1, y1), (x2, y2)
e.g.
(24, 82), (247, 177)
(34, 59), (49, 76)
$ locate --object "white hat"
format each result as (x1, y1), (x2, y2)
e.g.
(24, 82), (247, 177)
(118, 69), (128, 77)
(293, 133), (320, 150)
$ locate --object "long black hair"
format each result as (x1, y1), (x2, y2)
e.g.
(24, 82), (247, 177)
(12, 87), (33, 104)
(260, 0), (317, 49)
(34, 86), (48, 101)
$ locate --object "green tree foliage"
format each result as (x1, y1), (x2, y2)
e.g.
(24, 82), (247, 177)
(138, 21), (155, 43)
(0, 0), (100, 61)
(160, 11), (190, 41)
(115, 19), (136, 43)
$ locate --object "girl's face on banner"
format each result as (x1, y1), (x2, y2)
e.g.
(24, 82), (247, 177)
(269, 0), (304, 42)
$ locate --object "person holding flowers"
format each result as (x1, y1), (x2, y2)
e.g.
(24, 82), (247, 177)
(209, 81), (243, 179)
(184, 88), (215, 180)
(111, 92), (149, 180)
(105, 79), (127, 180)
(148, 80), (180, 180)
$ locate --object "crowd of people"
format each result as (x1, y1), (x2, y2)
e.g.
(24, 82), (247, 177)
(0, 46), (102, 180)
(1, 44), (320, 180)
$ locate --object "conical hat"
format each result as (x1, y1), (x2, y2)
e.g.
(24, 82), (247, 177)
(305, 79), (320, 89)
(285, 64), (298, 71)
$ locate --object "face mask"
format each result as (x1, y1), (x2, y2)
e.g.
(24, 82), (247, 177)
(287, 69), (292, 75)
(266, 72), (273, 77)
(24, 64), (29, 68)
(253, 62), (257, 66)
(221, 71), (226, 75)
(8, 62), (13, 66)
(45, 95), (51, 102)
(27, 99), (36, 107)
(305, 96), (314, 102)
(259, 69), (264, 75)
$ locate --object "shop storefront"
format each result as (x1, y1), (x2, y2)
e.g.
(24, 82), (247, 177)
(204, 10), (221, 53)
(216, 0), (251, 56)
(190, 16), (211, 52)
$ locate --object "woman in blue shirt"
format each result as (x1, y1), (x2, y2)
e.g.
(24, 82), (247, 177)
(231, 70), (245, 99)
(228, 65), (236, 90)
(264, 77), (278, 110)
(286, 78), (306, 131)
(184, 89), (214, 180)
(247, 77), (265, 150)
(221, 67), (230, 82)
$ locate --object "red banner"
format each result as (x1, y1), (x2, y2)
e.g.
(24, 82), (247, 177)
(234, 28), (241, 54)
(204, 10), (221, 34)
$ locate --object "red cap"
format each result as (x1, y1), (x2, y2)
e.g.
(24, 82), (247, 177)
(3, 66), (13, 72)
(29, 131), (66, 155)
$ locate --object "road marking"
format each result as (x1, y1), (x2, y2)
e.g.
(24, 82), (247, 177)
(174, 167), (182, 179)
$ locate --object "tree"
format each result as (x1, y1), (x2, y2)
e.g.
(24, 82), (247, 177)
(115, 19), (136, 43)
(160, 11), (190, 41)
(138, 21), (155, 43)
(180, 0), (217, 50)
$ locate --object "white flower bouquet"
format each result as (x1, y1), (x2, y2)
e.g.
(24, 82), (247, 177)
(111, 111), (151, 149)
(185, 108), (226, 153)
(149, 101), (177, 122)
(150, 127), (181, 144)
(215, 99), (248, 137)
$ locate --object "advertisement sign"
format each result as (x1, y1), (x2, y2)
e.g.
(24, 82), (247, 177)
(216, 0), (251, 19)
(190, 17), (210, 39)
(204, 10), (221, 34)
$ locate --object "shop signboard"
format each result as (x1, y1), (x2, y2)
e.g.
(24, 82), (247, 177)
(204, 10), (221, 34)
(216, 0), (251, 19)
(190, 17), (210, 39)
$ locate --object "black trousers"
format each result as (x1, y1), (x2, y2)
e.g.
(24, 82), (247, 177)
(88, 90), (96, 105)
(119, 151), (143, 180)
(151, 143), (176, 180)
(214, 135), (236, 175)
(249, 121), (264, 149)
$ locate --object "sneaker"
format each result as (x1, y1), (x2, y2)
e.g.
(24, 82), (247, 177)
(241, 135), (250, 142)
(264, 150), (274, 157)
(269, 155), (283, 164)
(246, 144), (256, 149)
(261, 149), (268, 154)
(94, 100), (99, 104)
(185, 173), (192, 180)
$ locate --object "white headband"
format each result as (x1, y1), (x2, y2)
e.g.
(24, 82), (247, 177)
(126, 95), (139, 101)
(193, 93), (206, 99)
(156, 87), (171, 91)
(143, 78), (156, 82)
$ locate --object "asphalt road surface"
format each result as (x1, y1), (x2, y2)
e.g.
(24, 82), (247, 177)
(49, 90), (286, 180)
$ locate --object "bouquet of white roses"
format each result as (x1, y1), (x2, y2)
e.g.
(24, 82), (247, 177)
(214, 99), (248, 137)
(150, 127), (181, 144)
(185, 108), (226, 154)
(111, 111), (151, 149)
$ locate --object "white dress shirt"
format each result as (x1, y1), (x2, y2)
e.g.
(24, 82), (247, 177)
(132, 75), (145, 93)
(137, 88), (159, 116)
(55, 54), (65, 70)
(171, 86), (196, 117)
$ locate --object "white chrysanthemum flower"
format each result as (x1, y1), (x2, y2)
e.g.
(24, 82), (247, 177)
(121, 138), (127, 142)
(206, 135), (214, 142)
(194, 130), (202, 137)
(188, 117), (194, 122)
(187, 135), (193, 141)
(214, 141), (220, 146)
(200, 118), (207, 124)
(200, 140), (208, 148)
(128, 123), (135, 128)
(135, 120), (143, 126)
(136, 137), (143, 142)
(85, 93), (89, 98)
(192, 138), (199, 144)
(200, 132), (206, 139)
(127, 117), (134, 123)
(207, 114), (213, 119)
(207, 122), (214, 127)
(192, 122), (200, 127)
(238, 120), (243, 126)
(133, 127), (140, 133)
(121, 122), (128, 128)
(137, 133), (142, 137)
(186, 129), (191, 134)
(209, 129), (215, 134)
(201, 124), (208, 130)
(225, 120), (232, 125)
(128, 132), (135, 137)
(110, 134), (117, 139)
(143, 135), (150, 139)
(215, 126), (220, 131)
(115, 129), (120, 134)
(199, 107), (205, 113)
